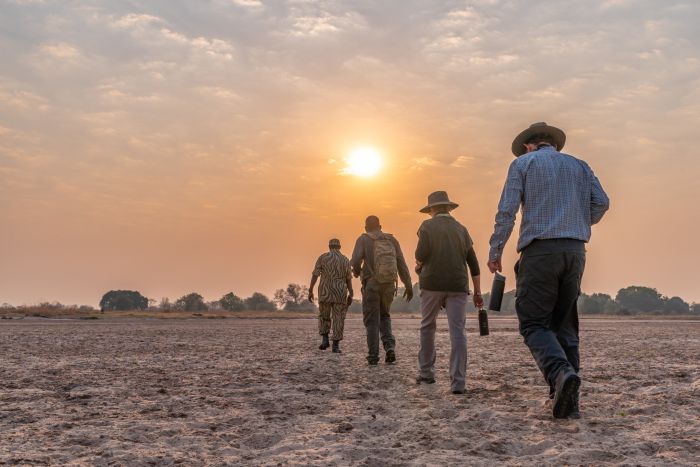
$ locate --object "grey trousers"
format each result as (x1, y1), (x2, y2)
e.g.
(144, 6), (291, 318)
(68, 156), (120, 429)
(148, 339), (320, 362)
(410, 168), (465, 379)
(418, 290), (468, 392)
(515, 239), (585, 390)
(361, 279), (396, 360)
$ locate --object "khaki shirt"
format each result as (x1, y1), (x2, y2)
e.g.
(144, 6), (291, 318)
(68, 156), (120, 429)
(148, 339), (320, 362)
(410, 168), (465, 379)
(312, 250), (352, 304)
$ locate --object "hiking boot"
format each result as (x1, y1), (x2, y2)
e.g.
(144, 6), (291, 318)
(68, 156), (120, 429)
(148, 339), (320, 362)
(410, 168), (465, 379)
(332, 340), (342, 353)
(385, 349), (396, 364)
(367, 356), (379, 366)
(319, 334), (330, 350)
(568, 390), (581, 419)
(452, 389), (466, 395)
(416, 376), (436, 384)
(552, 367), (581, 419)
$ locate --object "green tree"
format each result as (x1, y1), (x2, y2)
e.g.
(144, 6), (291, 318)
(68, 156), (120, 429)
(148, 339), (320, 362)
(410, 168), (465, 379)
(159, 297), (172, 311)
(220, 292), (245, 312)
(391, 283), (421, 312)
(244, 292), (276, 311)
(100, 290), (149, 311)
(579, 293), (619, 314)
(174, 293), (208, 312)
(273, 284), (315, 311)
(664, 296), (690, 314)
(615, 286), (664, 313)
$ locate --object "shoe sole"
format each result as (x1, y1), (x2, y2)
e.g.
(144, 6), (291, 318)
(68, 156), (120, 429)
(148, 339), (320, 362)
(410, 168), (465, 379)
(416, 378), (436, 384)
(553, 375), (581, 419)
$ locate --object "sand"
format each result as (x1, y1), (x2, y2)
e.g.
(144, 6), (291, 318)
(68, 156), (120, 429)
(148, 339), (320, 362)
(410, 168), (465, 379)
(0, 317), (698, 466)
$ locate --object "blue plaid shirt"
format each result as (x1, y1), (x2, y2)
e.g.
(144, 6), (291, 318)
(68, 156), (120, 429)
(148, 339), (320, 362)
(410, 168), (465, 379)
(489, 145), (610, 261)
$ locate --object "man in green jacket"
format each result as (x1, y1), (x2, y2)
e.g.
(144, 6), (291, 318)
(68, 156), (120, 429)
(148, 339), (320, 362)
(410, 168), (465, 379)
(415, 191), (483, 394)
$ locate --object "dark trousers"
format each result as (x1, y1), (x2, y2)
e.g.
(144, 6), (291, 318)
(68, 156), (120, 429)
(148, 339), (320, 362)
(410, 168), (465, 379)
(515, 239), (585, 389)
(361, 279), (396, 359)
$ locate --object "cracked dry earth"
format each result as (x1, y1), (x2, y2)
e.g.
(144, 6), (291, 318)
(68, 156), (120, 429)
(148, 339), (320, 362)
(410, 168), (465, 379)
(0, 317), (698, 466)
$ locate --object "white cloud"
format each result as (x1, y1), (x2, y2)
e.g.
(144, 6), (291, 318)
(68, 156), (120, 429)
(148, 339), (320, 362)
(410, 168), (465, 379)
(0, 87), (49, 111)
(110, 13), (163, 30)
(40, 43), (80, 59)
(231, 0), (263, 8)
(287, 3), (366, 37)
(450, 155), (474, 168)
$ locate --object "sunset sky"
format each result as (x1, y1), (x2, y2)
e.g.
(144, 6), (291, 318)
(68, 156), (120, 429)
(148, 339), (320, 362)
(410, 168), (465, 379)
(1, 0), (699, 306)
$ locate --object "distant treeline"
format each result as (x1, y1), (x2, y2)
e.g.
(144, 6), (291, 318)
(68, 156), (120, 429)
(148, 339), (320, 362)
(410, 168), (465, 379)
(391, 284), (700, 316)
(1, 284), (698, 316)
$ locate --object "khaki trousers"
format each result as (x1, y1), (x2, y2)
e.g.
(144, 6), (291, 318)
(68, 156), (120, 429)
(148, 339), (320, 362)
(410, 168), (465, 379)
(318, 302), (348, 341)
(418, 290), (468, 392)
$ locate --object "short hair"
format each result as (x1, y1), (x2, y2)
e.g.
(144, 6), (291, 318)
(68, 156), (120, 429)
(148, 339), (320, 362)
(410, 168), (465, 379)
(525, 132), (558, 148)
(432, 205), (451, 214)
(365, 215), (380, 229)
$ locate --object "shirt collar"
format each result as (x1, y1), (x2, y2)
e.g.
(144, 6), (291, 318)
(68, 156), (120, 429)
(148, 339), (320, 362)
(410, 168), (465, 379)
(435, 213), (452, 218)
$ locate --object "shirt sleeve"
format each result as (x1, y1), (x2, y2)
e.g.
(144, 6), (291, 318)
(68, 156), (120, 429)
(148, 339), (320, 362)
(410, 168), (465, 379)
(489, 160), (524, 261)
(466, 247), (481, 277)
(415, 224), (430, 264)
(345, 258), (352, 281)
(312, 256), (322, 277)
(350, 236), (364, 277)
(392, 238), (413, 288)
(590, 170), (610, 225)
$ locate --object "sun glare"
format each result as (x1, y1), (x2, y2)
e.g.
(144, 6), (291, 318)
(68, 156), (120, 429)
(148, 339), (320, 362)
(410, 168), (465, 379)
(342, 147), (383, 177)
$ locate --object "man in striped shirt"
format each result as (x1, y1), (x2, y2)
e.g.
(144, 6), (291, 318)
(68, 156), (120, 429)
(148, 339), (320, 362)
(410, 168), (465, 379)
(309, 238), (353, 353)
(488, 122), (610, 419)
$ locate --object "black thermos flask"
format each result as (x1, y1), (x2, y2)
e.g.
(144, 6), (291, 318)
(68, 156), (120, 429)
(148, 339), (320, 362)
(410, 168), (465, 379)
(478, 309), (489, 336)
(488, 272), (506, 312)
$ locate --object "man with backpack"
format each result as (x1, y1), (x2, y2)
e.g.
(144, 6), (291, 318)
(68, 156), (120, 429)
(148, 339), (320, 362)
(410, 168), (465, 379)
(351, 215), (413, 365)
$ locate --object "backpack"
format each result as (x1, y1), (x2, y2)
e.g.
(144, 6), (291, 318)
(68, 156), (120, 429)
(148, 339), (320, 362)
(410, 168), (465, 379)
(365, 232), (398, 284)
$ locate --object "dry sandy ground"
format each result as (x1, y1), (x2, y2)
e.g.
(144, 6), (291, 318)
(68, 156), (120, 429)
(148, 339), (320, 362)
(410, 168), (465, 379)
(0, 317), (698, 466)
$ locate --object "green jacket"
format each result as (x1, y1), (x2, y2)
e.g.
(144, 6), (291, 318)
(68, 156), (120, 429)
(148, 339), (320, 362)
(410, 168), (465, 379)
(415, 214), (480, 293)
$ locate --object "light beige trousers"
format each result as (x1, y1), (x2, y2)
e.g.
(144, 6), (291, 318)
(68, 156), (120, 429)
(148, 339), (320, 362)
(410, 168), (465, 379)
(418, 290), (468, 391)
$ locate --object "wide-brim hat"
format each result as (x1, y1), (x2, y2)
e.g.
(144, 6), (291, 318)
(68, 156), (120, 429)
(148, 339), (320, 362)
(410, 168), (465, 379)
(419, 191), (459, 213)
(511, 122), (566, 157)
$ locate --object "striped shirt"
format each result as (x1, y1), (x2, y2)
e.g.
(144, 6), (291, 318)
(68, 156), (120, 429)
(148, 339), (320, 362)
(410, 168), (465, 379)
(312, 250), (352, 304)
(489, 146), (610, 261)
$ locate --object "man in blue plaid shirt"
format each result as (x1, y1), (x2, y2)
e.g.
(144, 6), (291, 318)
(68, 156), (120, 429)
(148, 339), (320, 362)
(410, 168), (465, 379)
(488, 122), (609, 419)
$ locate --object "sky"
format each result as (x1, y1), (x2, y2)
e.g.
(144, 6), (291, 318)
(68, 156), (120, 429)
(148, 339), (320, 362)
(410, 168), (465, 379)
(1, 0), (699, 307)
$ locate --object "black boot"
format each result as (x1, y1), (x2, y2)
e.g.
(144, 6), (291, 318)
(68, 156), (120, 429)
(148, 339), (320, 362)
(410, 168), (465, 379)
(569, 390), (581, 419)
(332, 340), (341, 353)
(552, 367), (580, 419)
(319, 334), (330, 350)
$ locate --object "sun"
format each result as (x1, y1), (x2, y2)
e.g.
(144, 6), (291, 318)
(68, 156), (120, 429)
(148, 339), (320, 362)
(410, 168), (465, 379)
(342, 147), (384, 177)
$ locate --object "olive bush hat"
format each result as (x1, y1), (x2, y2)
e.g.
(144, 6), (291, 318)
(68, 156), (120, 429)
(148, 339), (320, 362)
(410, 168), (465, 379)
(419, 191), (459, 213)
(511, 122), (566, 157)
